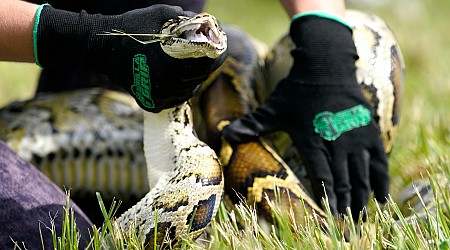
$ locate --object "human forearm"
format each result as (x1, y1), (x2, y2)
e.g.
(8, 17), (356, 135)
(279, 0), (345, 18)
(0, 0), (39, 62)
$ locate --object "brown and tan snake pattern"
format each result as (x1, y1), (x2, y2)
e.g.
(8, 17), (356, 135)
(0, 10), (405, 247)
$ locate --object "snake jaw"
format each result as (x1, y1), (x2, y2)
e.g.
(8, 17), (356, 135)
(160, 13), (227, 59)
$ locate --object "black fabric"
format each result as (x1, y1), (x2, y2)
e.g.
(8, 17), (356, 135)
(35, 68), (118, 93)
(0, 140), (93, 249)
(222, 16), (389, 221)
(28, 0), (206, 95)
(36, 5), (225, 112)
(27, 0), (206, 14)
(288, 16), (359, 86)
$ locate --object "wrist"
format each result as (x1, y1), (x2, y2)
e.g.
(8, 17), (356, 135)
(0, 0), (39, 62)
(279, 0), (346, 20)
(34, 5), (123, 70)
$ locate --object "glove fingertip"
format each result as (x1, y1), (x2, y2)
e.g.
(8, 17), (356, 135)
(369, 146), (389, 204)
(221, 121), (250, 144)
(373, 180), (390, 204)
(183, 10), (197, 17)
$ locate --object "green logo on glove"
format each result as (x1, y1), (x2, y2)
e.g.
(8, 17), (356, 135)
(131, 54), (155, 109)
(313, 105), (371, 141)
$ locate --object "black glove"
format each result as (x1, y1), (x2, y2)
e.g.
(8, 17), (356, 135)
(222, 15), (389, 221)
(34, 4), (224, 112)
(26, 0), (206, 14)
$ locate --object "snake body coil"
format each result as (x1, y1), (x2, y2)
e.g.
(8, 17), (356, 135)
(0, 10), (406, 246)
(115, 103), (223, 245)
(195, 10), (405, 226)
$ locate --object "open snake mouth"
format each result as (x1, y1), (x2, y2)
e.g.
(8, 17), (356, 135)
(160, 13), (227, 59)
(180, 23), (221, 44)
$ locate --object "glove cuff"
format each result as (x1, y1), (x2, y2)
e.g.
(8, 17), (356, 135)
(291, 11), (352, 30)
(33, 4), (48, 67)
(34, 5), (123, 70)
(288, 15), (358, 86)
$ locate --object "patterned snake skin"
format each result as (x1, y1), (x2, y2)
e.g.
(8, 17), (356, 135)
(0, 10), (406, 246)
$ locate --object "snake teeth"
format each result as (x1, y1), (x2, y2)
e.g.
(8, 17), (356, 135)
(179, 24), (209, 43)
(173, 21), (224, 46)
(160, 12), (227, 59)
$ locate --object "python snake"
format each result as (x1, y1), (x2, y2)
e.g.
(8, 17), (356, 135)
(0, 10), (405, 246)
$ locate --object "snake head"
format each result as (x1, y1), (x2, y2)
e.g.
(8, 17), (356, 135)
(160, 13), (227, 59)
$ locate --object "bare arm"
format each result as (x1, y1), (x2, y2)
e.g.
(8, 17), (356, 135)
(0, 0), (39, 62)
(279, 0), (346, 18)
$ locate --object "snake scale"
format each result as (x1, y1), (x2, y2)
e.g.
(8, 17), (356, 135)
(0, 10), (405, 247)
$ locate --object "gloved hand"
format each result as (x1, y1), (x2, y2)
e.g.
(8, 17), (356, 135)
(26, 0), (206, 14)
(34, 4), (224, 112)
(222, 14), (389, 221)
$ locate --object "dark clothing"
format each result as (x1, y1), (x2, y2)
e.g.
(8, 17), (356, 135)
(0, 140), (93, 249)
(26, 0), (207, 95)
(26, 0), (206, 14)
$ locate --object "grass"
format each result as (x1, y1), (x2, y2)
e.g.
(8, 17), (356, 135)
(2, 0), (450, 249)
(34, 166), (450, 249)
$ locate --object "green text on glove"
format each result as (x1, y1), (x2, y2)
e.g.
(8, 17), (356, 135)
(313, 105), (371, 141)
(131, 54), (155, 109)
